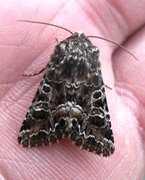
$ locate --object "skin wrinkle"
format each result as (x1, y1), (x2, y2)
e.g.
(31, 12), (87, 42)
(114, 75), (145, 111)
(106, 1), (129, 37)
(80, 0), (128, 43)
(0, 78), (38, 105)
(115, 82), (140, 111)
(107, 0), (129, 27)
(78, 1), (110, 38)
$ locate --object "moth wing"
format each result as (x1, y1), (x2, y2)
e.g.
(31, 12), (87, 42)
(69, 84), (115, 156)
(18, 68), (66, 147)
(66, 47), (115, 156)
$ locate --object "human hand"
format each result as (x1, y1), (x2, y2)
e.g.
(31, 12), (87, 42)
(0, 0), (145, 179)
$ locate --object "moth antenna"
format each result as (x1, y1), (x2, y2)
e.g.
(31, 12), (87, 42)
(87, 35), (138, 61)
(17, 20), (137, 60)
(17, 20), (73, 35)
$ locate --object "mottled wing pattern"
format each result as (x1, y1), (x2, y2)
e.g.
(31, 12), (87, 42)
(18, 32), (115, 156)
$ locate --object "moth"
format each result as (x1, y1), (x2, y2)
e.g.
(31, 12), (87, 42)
(18, 20), (116, 156)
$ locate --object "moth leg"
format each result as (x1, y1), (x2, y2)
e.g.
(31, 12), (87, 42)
(22, 67), (46, 77)
(55, 38), (60, 43)
(104, 84), (112, 90)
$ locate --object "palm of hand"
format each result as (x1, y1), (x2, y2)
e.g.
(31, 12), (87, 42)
(0, 1), (145, 179)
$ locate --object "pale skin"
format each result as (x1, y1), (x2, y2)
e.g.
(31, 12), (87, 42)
(0, 0), (145, 179)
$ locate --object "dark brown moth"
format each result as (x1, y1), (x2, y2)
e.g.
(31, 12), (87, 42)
(18, 20), (119, 156)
